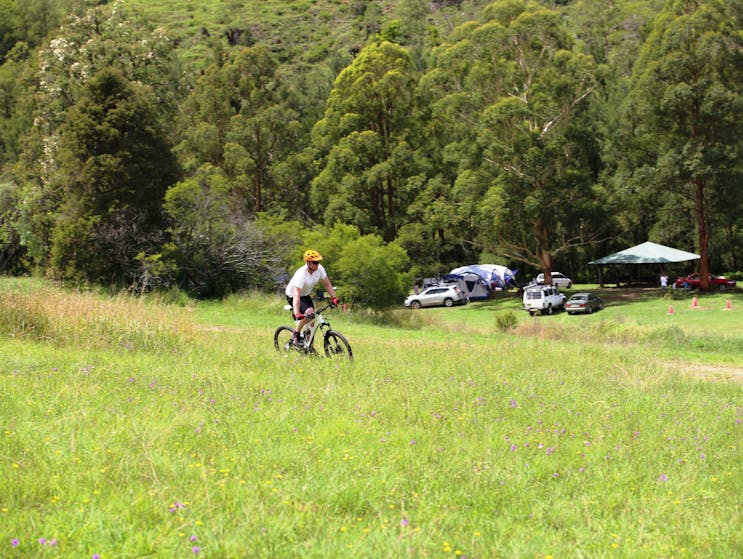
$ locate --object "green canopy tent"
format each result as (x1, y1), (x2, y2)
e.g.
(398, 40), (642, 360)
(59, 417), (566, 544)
(589, 241), (700, 286)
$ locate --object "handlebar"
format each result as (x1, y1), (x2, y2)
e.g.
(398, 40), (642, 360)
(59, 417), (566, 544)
(303, 301), (338, 318)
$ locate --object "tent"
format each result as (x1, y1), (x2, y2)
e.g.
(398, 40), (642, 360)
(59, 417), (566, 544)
(589, 241), (700, 286)
(450, 264), (518, 290)
(589, 241), (700, 265)
(441, 272), (491, 300)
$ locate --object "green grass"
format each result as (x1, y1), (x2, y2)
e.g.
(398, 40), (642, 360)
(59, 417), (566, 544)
(1, 278), (741, 558)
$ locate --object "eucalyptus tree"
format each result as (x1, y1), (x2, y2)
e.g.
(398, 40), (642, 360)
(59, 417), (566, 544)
(421, 0), (601, 282)
(311, 40), (421, 242)
(176, 44), (302, 214)
(626, 0), (743, 289)
(574, 0), (663, 254)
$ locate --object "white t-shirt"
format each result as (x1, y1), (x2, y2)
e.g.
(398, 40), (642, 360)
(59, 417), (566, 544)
(285, 263), (327, 297)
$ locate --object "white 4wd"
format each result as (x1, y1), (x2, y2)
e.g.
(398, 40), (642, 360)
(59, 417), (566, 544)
(523, 285), (566, 316)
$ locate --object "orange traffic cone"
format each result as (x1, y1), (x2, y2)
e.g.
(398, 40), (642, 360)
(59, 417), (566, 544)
(691, 296), (699, 309)
(668, 305), (675, 315)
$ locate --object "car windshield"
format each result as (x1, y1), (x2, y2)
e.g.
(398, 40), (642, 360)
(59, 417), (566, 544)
(570, 295), (587, 301)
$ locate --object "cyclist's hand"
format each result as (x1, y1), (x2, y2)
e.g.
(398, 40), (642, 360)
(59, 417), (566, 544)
(331, 297), (340, 307)
(294, 312), (304, 320)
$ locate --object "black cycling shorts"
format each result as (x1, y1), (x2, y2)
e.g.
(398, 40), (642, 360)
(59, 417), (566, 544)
(286, 294), (313, 315)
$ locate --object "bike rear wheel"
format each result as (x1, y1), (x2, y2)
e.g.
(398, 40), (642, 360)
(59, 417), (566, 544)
(324, 330), (353, 360)
(274, 326), (295, 353)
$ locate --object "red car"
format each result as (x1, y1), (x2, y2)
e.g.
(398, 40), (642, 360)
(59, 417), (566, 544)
(673, 273), (736, 290)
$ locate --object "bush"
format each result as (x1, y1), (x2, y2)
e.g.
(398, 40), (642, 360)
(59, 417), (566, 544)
(302, 223), (411, 309)
(495, 311), (519, 332)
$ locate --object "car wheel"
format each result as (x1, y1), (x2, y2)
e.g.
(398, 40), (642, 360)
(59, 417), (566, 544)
(547, 304), (553, 315)
(567, 282), (572, 289)
(588, 305), (593, 314)
(411, 300), (421, 309)
(443, 298), (453, 307)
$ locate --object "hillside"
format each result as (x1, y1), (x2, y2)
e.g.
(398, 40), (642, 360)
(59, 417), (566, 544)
(126, 0), (487, 67)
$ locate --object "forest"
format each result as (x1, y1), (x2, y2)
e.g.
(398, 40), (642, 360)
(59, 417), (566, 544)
(0, 0), (742, 305)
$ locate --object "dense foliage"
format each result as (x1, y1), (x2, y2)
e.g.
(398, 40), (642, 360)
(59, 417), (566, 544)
(1, 0), (742, 303)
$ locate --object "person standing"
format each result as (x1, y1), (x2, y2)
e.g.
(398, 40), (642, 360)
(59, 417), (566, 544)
(285, 249), (339, 345)
(660, 272), (669, 291)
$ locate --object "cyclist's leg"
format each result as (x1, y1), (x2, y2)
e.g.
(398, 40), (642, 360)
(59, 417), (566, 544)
(288, 295), (314, 343)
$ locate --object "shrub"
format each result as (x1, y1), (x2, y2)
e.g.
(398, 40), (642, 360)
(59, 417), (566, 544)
(302, 223), (411, 309)
(495, 311), (519, 332)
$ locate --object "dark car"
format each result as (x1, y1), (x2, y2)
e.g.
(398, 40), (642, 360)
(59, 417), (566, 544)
(673, 273), (736, 290)
(565, 292), (603, 315)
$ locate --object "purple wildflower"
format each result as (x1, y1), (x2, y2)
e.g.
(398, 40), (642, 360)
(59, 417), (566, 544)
(509, 399), (518, 408)
(658, 473), (668, 482)
(192, 546), (200, 554)
(11, 539), (19, 547)
(401, 518), (409, 527)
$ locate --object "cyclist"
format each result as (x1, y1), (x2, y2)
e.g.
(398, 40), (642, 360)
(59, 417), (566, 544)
(285, 249), (340, 346)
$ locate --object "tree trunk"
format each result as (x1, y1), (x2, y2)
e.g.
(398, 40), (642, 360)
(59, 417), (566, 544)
(695, 177), (710, 292)
(535, 220), (553, 284)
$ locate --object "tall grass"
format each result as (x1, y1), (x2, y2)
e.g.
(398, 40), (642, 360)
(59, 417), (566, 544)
(1, 278), (741, 558)
(0, 278), (195, 352)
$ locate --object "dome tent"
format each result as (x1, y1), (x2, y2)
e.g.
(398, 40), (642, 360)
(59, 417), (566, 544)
(441, 272), (491, 301)
(450, 264), (517, 290)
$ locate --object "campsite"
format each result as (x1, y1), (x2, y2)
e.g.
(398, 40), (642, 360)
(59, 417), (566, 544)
(1, 0), (742, 554)
(1, 277), (741, 558)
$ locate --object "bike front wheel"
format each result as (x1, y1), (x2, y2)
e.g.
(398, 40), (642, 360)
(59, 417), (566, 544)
(274, 326), (295, 353)
(324, 330), (353, 360)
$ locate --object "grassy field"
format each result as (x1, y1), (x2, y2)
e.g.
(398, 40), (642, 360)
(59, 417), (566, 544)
(1, 277), (741, 558)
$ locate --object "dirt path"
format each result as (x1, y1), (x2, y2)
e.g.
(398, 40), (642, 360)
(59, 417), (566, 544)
(665, 362), (743, 383)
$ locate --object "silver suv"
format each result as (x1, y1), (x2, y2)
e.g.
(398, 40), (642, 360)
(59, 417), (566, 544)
(404, 285), (468, 309)
(523, 284), (566, 315)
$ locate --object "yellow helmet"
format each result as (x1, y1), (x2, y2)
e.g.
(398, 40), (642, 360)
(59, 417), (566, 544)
(303, 249), (323, 262)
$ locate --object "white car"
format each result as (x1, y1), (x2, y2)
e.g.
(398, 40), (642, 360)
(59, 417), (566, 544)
(404, 285), (468, 309)
(523, 284), (566, 315)
(536, 272), (573, 289)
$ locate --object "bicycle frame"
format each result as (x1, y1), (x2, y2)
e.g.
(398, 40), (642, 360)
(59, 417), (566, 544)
(285, 302), (334, 350)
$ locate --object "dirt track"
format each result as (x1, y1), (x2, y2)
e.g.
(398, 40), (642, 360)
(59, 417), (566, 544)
(665, 362), (743, 383)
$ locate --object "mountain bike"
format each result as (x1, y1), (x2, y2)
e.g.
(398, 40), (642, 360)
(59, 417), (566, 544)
(274, 302), (353, 360)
